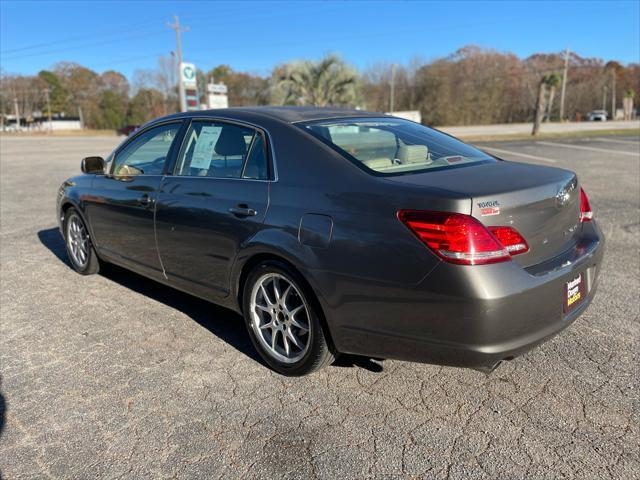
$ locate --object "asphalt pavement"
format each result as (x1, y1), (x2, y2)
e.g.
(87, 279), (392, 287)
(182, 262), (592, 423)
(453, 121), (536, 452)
(0, 133), (638, 479)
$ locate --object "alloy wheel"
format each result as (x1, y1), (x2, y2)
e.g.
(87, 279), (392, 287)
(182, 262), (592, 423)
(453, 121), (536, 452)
(249, 273), (311, 363)
(67, 214), (89, 268)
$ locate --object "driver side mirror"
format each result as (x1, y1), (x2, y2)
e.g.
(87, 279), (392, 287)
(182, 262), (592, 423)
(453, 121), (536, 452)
(81, 156), (105, 174)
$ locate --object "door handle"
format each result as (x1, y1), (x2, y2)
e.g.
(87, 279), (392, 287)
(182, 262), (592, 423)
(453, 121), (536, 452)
(229, 205), (257, 217)
(138, 194), (154, 207)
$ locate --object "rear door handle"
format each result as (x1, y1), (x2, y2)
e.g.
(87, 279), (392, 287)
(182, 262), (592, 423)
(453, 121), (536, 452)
(138, 194), (154, 207)
(229, 205), (257, 217)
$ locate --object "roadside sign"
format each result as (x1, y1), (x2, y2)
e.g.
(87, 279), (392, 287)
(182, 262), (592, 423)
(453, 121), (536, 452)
(207, 82), (228, 109)
(181, 63), (197, 86)
(207, 83), (228, 94)
(208, 95), (228, 109)
(181, 62), (200, 111)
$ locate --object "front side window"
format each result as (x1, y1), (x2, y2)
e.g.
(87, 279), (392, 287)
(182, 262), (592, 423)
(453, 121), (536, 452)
(175, 121), (259, 178)
(301, 118), (496, 176)
(113, 123), (180, 176)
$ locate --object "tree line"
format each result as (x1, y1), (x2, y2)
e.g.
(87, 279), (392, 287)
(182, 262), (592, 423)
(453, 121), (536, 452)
(1, 45), (638, 129)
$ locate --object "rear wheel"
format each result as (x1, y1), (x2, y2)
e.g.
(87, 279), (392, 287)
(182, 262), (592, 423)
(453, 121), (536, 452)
(242, 260), (334, 376)
(63, 208), (100, 275)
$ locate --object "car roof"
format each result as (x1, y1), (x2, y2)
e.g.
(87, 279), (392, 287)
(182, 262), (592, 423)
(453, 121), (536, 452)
(166, 106), (385, 124)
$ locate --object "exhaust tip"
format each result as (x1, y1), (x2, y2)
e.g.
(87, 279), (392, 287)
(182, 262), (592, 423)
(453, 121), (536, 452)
(473, 360), (503, 374)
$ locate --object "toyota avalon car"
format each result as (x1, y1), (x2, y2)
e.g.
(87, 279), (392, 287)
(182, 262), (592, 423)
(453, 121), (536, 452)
(57, 107), (604, 375)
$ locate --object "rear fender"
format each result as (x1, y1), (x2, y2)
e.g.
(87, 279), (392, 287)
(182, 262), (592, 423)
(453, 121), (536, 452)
(229, 227), (329, 312)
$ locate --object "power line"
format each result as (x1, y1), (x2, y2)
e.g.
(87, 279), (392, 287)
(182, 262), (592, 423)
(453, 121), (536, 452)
(1, 28), (169, 62)
(83, 53), (169, 70)
(0, 4), (303, 59)
(4, 4), (624, 69)
(0, 18), (160, 54)
(0, 3), (256, 55)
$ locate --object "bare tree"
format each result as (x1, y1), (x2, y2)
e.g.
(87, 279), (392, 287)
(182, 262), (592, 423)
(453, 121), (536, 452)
(156, 55), (179, 113)
(0, 73), (47, 123)
(131, 55), (178, 115)
(100, 70), (129, 96)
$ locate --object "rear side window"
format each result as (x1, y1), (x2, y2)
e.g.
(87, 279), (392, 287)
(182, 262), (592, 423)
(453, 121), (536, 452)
(302, 118), (495, 176)
(175, 121), (255, 178)
(242, 133), (269, 180)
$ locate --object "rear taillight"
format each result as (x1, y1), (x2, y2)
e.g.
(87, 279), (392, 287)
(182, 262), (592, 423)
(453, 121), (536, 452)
(398, 210), (511, 265)
(580, 187), (593, 222)
(487, 226), (529, 255)
(398, 210), (530, 265)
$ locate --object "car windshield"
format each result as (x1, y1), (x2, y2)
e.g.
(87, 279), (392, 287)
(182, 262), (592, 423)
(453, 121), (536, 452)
(301, 117), (496, 175)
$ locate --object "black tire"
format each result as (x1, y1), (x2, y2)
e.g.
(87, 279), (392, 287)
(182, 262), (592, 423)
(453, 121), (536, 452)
(242, 260), (335, 376)
(63, 208), (100, 275)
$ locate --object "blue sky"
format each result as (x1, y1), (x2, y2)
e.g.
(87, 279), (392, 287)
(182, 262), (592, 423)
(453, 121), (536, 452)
(1, 0), (639, 79)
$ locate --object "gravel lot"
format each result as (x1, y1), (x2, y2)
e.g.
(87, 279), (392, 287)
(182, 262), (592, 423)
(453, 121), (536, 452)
(1, 134), (638, 479)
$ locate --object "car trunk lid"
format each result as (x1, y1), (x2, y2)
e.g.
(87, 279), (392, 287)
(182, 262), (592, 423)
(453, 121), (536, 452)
(385, 161), (581, 267)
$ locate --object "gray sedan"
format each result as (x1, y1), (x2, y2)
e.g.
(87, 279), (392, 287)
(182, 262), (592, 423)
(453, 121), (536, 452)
(57, 107), (605, 375)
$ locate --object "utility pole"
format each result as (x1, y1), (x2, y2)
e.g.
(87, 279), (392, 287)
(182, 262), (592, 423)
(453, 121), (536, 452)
(389, 64), (396, 113)
(44, 89), (52, 131)
(13, 97), (20, 131)
(168, 15), (189, 112)
(559, 47), (570, 121)
(611, 72), (616, 120)
(602, 85), (607, 112)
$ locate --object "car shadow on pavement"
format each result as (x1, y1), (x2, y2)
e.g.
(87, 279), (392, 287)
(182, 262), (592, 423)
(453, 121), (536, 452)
(333, 355), (385, 372)
(38, 227), (71, 268)
(37, 227), (387, 374)
(37, 227), (263, 366)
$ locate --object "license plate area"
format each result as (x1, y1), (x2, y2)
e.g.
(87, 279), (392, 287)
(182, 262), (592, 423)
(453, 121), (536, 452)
(564, 272), (586, 314)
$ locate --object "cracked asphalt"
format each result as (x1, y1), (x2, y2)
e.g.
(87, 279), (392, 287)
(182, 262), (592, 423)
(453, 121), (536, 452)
(0, 134), (638, 479)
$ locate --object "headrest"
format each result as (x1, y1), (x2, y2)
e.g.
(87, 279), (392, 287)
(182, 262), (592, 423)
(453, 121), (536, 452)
(215, 127), (247, 156)
(397, 144), (429, 164)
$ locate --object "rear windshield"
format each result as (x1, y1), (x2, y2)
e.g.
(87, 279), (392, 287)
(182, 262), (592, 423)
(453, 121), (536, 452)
(301, 117), (495, 176)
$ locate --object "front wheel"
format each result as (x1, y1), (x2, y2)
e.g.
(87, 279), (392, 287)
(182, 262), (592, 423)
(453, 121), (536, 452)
(242, 261), (334, 376)
(63, 208), (100, 275)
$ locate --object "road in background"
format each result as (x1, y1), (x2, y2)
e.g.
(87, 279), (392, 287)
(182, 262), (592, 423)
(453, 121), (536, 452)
(1, 134), (638, 479)
(441, 120), (640, 138)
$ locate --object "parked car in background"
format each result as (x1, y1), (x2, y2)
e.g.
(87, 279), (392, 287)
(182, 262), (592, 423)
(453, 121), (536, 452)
(57, 107), (605, 376)
(588, 110), (608, 121)
(117, 124), (140, 136)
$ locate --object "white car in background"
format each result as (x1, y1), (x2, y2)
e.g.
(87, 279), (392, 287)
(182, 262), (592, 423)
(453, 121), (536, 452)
(588, 110), (608, 121)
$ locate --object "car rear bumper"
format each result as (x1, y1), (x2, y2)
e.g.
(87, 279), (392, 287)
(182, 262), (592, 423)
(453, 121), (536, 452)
(327, 220), (605, 370)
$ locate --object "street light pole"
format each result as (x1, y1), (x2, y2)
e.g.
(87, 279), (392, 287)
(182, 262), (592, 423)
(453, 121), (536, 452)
(168, 15), (188, 112)
(559, 48), (570, 121)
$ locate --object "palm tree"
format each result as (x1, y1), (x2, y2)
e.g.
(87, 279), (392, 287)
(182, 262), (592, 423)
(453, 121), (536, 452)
(532, 73), (561, 135)
(277, 55), (359, 107)
(544, 73), (562, 122)
(605, 61), (624, 119)
(623, 89), (635, 121)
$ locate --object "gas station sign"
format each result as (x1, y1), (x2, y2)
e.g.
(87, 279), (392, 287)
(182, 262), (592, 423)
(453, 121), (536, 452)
(180, 62), (200, 111)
